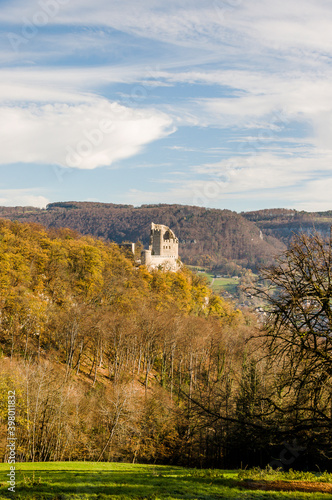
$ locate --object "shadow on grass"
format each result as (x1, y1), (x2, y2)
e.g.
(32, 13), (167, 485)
(0, 469), (237, 500)
(4, 466), (330, 500)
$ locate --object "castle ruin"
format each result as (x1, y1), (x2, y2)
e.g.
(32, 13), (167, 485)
(141, 223), (179, 271)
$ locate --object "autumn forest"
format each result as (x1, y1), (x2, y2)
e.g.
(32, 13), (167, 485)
(0, 217), (332, 471)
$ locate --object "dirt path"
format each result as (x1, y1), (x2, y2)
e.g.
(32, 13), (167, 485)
(239, 480), (332, 494)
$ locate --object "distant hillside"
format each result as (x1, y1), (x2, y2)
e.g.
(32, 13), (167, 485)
(0, 202), (285, 272)
(242, 208), (332, 243)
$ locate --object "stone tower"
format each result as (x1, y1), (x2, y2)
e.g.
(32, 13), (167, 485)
(141, 223), (179, 271)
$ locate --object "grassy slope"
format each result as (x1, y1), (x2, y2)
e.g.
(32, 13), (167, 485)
(192, 269), (240, 295)
(212, 277), (239, 295)
(0, 463), (332, 500)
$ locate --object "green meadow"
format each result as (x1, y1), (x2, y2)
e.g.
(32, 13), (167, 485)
(189, 267), (240, 295)
(1, 462), (332, 500)
(211, 276), (240, 295)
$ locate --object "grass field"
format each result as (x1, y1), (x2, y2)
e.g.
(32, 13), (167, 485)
(211, 277), (240, 295)
(189, 268), (240, 295)
(1, 462), (332, 500)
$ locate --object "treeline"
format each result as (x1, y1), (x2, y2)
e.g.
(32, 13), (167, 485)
(0, 202), (285, 272)
(243, 208), (332, 243)
(0, 221), (331, 470)
(3, 202), (332, 271)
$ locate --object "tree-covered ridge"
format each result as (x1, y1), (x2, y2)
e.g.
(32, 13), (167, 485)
(0, 218), (233, 329)
(0, 202), (286, 272)
(243, 208), (332, 243)
(3, 202), (332, 271)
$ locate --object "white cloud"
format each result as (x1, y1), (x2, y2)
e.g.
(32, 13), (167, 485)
(0, 0), (231, 48)
(0, 66), (141, 104)
(279, 177), (332, 211)
(0, 190), (49, 208)
(125, 150), (332, 209)
(155, 68), (332, 156)
(3, 0), (332, 60)
(238, 0), (332, 56)
(125, 158), (332, 211)
(0, 100), (174, 169)
(192, 153), (332, 190)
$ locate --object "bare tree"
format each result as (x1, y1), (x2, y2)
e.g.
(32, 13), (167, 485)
(253, 232), (332, 439)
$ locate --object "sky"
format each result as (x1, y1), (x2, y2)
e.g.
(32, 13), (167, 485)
(1, 0), (332, 212)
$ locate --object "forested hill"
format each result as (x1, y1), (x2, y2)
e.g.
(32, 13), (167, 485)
(0, 218), (331, 469)
(0, 218), (248, 466)
(1, 202), (331, 272)
(242, 208), (332, 243)
(0, 202), (286, 272)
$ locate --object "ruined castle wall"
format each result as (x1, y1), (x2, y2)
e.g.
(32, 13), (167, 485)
(143, 222), (179, 271)
(150, 227), (162, 255)
(161, 237), (178, 258)
(141, 249), (152, 266)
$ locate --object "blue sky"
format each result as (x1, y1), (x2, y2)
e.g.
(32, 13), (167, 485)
(1, 0), (332, 211)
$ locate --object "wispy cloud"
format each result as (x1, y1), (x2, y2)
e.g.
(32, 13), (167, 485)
(3, 0), (332, 62)
(0, 100), (174, 169)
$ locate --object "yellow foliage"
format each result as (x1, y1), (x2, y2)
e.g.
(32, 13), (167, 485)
(0, 219), (239, 360)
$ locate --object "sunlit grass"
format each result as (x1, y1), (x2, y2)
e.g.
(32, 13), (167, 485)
(0, 462), (332, 499)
